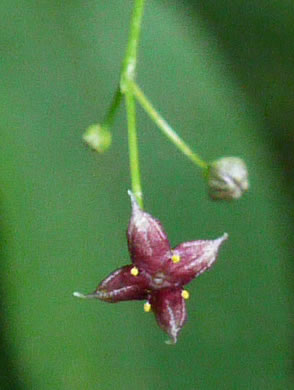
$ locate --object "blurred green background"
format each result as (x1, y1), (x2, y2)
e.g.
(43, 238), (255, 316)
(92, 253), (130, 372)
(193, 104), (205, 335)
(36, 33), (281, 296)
(1, 0), (294, 389)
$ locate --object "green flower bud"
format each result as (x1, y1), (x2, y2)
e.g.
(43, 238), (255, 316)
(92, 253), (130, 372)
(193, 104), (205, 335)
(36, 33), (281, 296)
(207, 157), (249, 200)
(82, 124), (112, 153)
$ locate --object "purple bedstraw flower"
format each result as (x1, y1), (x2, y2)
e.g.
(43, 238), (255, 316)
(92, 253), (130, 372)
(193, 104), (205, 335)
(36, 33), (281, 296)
(74, 191), (228, 344)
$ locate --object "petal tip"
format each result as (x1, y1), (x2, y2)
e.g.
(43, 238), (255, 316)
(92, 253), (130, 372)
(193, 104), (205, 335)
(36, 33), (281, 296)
(73, 291), (87, 299)
(128, 190), (142, 212)
(165, 337), (177, 345)
(221, 232), (229, 241)
(127, 189), (134, 199)
(128, 190), (140, 209)
(73, 291), (98, 299)
(213, 232), (228, 254)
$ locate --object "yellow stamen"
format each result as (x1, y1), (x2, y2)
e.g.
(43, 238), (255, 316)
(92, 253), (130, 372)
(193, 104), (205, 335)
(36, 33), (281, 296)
(171, 254), (181, 263)
(181, 290), (190, 300)
(144, 302), (151, 312)
(130, 266), (139, 276)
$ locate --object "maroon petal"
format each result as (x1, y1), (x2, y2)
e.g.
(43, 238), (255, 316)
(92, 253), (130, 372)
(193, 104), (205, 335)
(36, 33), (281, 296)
(127, 191), (171, 274)
(150, 288), (187, 344)
(74, 265), (150, 303)
(167, 233), (228, 286)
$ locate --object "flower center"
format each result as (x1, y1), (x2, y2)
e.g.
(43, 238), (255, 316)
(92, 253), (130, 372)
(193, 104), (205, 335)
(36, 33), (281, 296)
(152, 272), (165, 286)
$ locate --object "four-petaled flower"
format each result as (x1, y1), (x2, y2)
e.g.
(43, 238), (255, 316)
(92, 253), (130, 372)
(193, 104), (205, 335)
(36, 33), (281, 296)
(74, 191), (228, 344)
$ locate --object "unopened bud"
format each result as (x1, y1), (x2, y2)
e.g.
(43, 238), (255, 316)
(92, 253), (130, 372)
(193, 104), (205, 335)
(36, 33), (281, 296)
(82, 124), (112, 153)
(207, 157), (249, 200)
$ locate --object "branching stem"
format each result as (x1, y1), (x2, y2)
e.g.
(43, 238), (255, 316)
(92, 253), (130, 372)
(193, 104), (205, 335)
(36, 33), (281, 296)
(101, 0), (208, 207)
(129, 80), (209, 171)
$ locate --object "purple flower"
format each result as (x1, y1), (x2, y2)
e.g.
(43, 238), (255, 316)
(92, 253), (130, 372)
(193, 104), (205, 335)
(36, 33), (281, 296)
(74, 191), (228, 343)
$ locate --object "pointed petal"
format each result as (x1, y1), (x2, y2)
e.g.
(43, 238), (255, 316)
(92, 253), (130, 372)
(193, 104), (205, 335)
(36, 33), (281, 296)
(127, 191), (171, 274)
(167, 233), (228, 286)
(150, 288), (187, 344)
(74, 265), (150, 303)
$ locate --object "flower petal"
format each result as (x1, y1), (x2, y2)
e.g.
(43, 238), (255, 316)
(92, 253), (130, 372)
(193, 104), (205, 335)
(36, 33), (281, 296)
(150, 288), (187, 344)
(127, 191), (171, 274)
(167, 233), (228, 286)
(74, 265), (150, 303)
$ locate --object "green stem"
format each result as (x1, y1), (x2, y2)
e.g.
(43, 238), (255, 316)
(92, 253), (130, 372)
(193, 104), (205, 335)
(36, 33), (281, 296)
(121, 0), (146, 86)
(129, 80), (209, 171)
(99, 0), (146, 132)
(103, 87), (122, 128)
(125, 91), (143, 208)
(121, 0), (146, 207)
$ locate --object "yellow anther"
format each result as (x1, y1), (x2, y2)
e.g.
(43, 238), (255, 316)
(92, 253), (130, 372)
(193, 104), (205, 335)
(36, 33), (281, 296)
(130, 266), (139, 276)
(171, 254), (181, 263)
(181, 290), (190, 300)
(144, 302), (151, 312)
